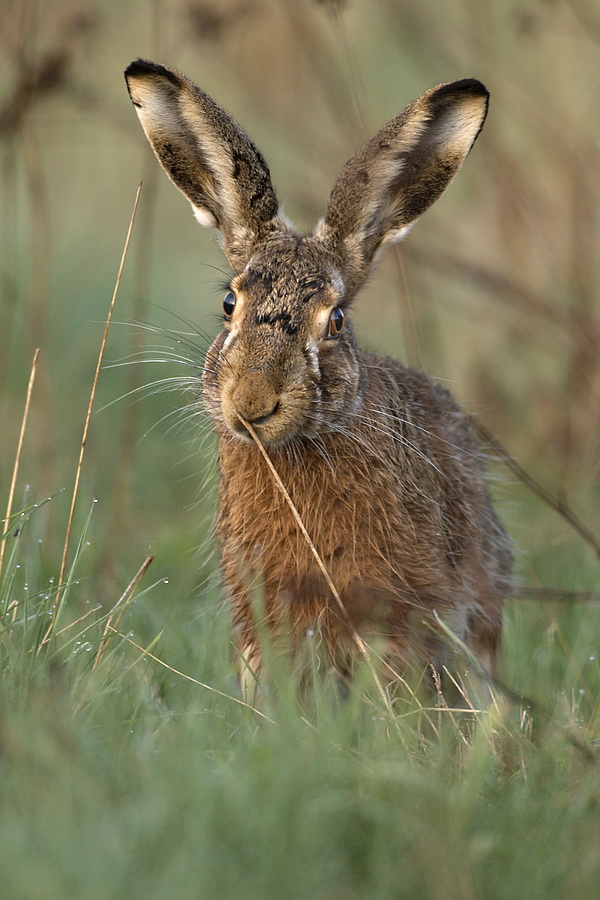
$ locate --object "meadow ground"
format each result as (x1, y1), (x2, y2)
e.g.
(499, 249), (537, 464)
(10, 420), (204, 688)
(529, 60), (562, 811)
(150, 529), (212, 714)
(1, 1), (599, 897)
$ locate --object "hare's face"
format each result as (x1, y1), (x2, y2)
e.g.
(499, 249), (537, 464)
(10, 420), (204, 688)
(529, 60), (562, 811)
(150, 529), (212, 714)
(126, 61), (489, 445)
(202, 233), (362, 446)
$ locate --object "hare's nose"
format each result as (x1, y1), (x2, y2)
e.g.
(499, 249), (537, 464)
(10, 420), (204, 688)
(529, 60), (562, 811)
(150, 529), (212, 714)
(232, 370), (280, 424)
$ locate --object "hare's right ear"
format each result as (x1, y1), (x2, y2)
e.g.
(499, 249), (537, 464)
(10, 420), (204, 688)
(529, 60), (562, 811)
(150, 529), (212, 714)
(125, 59), (283, 270)
(315, 79), (489, 294)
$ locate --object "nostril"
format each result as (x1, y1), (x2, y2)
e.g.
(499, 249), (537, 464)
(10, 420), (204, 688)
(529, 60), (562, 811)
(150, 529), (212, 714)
(249, 399), (280, 425)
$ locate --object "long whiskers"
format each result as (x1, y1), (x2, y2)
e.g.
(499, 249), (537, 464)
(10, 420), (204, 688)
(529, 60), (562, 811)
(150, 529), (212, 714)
(307, 401), (446, 482)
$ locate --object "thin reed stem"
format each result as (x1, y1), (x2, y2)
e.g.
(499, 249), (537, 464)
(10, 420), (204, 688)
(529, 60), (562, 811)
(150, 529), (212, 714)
(391, 246), (422, 370)
(94, 553), (154, 668)
(0, 347), (39, 582)
(113, 627), (275, 723)
(473, 418), (600, 559)
(42, 183), (143, 645)
(432, 612), (597, 762)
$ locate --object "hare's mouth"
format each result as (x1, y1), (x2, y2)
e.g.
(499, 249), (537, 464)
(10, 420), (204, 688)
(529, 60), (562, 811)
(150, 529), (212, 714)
(221, 396), (312, 447)
(247, 400), (281, 426)
(229, 412), (301, 447)
(218, 372), (314, 445)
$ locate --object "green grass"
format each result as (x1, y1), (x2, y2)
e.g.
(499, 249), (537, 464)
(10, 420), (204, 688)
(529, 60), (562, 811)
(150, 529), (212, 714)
(1, 0), (600, 896)
(0, 495), (598, 899)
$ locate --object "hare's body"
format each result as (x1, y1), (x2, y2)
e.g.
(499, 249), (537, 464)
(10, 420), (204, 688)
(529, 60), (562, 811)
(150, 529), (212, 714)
(126, 60), (513, 690)
(216, 355), (512, 678)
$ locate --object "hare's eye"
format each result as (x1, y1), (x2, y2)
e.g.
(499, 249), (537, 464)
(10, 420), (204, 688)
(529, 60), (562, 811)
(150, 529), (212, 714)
(327, 307), (345, 338)
(223, 291), (236, 319)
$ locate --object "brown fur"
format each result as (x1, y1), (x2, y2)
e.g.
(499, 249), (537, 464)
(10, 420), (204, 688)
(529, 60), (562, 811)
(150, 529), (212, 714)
(125, 60), (513, 693)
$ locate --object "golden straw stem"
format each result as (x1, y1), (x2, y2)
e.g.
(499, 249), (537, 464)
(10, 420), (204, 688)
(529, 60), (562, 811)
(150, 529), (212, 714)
(240, 417), (393, 713)
(93, 554), (154, 668)
(42, 183), (143, 645)
(113, 627), (275, 723)
(0, 347), (40, 582)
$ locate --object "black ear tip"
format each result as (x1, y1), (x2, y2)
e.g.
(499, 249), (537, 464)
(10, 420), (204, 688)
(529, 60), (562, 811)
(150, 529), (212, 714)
(433, 78), (489, 104)
(125, 58), (153, 79)
(124, 59), (180, 86)
(455, 78), (489, 98)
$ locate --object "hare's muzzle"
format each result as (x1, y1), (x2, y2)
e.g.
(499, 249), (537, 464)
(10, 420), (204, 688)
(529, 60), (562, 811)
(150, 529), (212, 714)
(230, 369), (280, 431)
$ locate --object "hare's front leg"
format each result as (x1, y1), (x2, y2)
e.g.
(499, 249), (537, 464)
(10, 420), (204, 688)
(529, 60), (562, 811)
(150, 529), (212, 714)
(228, 587), (263, 705)
(237, 639), (262, 706)
(432, 606), (501, 705)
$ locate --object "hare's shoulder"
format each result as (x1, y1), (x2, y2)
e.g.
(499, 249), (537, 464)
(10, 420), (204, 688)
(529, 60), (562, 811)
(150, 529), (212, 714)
(359, 349), (464, 416)
(357, 349), (479, 459)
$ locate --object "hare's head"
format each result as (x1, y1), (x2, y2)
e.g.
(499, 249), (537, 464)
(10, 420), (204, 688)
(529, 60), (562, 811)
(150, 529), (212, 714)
(125, 60), (488, 446)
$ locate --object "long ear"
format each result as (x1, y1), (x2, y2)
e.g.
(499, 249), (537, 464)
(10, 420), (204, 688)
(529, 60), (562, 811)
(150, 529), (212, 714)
(314, 79), (489, 294)
(125, 59), (285, 270)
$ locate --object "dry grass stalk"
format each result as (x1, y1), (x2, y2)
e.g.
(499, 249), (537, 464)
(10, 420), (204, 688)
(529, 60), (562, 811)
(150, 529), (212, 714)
(54, 604), (102, 638)
(538, 594), (596, 710)
(473, 418), (600, 559)
(241, 416), (394, 714)
(93, 553), (154, 669)
(433, 611), (597, 760)
(42, 183), (143, 645)
(103, 1), (166, 576)
(113, 626), (275, 723)
(405, 244), (570, 334)
(515, 587), (600, 603)
(391, 246), (422, 370)
(0, 347), (40, 583)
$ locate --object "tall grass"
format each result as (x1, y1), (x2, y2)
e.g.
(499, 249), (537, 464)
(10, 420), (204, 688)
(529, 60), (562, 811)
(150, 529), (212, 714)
(0, 490), (599, 899)
(1, 0), (599, 897)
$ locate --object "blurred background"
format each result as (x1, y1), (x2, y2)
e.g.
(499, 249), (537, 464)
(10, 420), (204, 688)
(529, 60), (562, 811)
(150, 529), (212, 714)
(1, 0), (599, 602)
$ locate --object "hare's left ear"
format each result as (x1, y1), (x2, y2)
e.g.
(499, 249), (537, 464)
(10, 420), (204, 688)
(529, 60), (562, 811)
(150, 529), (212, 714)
(125, 59), (283, 270)
(315, 79), (489, 294)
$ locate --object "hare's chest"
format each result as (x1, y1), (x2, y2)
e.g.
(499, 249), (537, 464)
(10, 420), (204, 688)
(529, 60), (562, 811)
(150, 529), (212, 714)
(218, 458), (354, 570)
(217, 439), (429, 589)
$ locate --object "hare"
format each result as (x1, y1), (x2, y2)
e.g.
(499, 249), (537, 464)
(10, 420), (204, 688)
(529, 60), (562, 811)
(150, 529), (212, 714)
(125, 59), (513, 697)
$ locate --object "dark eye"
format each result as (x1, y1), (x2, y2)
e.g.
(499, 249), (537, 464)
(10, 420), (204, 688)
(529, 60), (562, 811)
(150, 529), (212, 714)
(327, 307), (345, 338)
(223, 290), (236, 319)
